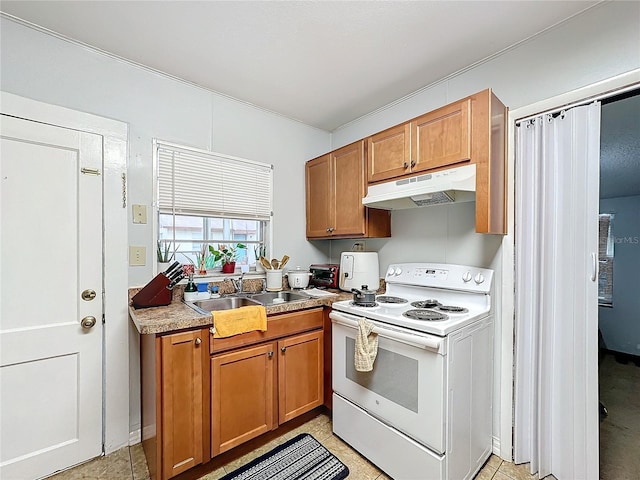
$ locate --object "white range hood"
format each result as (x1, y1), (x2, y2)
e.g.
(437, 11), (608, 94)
(362, 163), (476, 210)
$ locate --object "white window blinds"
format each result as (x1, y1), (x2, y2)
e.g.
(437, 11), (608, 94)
(598, 213), (614, 306)
(156, 141), (273, 221)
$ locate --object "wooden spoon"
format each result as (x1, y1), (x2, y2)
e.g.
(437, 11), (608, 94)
(271, 258), (280, 269)
(259, 256), (272, 270)
(279, 255), (290, 269)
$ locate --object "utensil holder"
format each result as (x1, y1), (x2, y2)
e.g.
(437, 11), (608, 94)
(266, 269), (283, 291)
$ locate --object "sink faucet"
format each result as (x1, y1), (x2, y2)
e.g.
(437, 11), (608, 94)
(231, 273), (246, 294)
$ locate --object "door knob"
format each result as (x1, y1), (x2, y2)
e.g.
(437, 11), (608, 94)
(81, 289), (97, 301)
(81, 316), (97, 329)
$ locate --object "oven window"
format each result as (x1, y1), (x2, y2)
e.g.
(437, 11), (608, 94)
(345, 338), (419, 412)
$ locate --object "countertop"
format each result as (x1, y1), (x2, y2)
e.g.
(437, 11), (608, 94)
(129, 289), (352, 335)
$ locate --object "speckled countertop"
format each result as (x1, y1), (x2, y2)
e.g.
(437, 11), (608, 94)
(129, 287), (353, 335)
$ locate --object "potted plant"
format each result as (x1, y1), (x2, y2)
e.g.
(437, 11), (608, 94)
(209, 243), (246, 273)
(195, 244), (209, 275)
(157, 240), (176, 272)
(254, 243), (267, 272)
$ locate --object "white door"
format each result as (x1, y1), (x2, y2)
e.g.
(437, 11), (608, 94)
(0, 115), (103, 479)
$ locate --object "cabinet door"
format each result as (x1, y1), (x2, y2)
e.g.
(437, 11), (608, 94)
(305, 154), (332, 238)
(332, 140), (367, 237)
(278, 330), (324, 424)
(367, 123), (410, 182)
(211, 343), (276, 456)
(161, 330), (206, 479)
(412, 98), (471, 172)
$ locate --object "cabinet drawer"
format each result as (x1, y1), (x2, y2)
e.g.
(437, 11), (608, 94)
(210, 308), (324, 354)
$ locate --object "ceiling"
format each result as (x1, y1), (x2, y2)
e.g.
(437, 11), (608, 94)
(0, 0), (600, 131)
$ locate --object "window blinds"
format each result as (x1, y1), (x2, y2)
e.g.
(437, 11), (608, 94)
(598, 213), (614, 305)
(157, 142), (273, 221)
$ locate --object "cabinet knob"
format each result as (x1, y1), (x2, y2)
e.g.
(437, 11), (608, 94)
(281, 347), (287, 353)
(195, 337), (202, 346)
(403, 162), (409, 169)
(410, 160), (416, 168)
(268, 351), (274, 358)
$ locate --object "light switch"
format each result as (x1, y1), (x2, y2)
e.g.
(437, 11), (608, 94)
(129, 246), (146, 266)
(132, 204), (147, 224)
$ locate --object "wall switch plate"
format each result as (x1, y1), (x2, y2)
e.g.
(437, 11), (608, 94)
(353, 241), (365, 252)
(129, 246), (146, 266)
(132, 204), (147, 224)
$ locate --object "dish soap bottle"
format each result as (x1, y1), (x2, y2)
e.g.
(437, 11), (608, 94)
(184, 273), (198, 302)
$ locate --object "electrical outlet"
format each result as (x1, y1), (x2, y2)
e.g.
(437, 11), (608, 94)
(129, 246), (146, 266)
(132, 204), (147, 224)
(353, 241), (365, 252)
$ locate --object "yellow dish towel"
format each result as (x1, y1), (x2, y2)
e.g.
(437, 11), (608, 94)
(211, 305), (267, 338)
(355, 317), (378, 372)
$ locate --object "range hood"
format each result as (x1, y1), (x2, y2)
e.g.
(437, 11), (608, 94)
(362, 163), (476, 210)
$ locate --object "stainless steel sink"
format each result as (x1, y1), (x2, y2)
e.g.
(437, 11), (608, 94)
(188, 296), (262, 313)
(184, 290), (308, 314)
(248, 291), (308, 305)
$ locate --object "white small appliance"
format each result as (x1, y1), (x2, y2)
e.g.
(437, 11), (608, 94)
(338, 252), (379, 292)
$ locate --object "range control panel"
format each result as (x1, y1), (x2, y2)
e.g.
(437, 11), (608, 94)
(385, 263), (493, 293)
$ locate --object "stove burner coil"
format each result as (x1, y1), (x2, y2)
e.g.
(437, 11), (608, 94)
(376, 296), (408, 304)
(437, 305), (469, 313)
(410, 299), (441, 309)
(350, 301), (378, 308)
(402, 309), (449, 321)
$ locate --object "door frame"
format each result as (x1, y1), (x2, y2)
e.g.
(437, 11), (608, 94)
(0, 91), (129, 454)
(499, 68), (640, 461)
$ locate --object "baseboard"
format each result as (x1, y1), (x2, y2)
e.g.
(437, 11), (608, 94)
(129, 428), (141, 446)
(492, 435), (503, 458)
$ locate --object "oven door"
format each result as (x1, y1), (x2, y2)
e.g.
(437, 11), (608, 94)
(330, 311), (447, 454)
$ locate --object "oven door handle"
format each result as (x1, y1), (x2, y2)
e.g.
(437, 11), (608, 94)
(329, 312), (443, 353)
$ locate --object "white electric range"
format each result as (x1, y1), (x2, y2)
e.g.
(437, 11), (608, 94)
(330, 263), (494, 480)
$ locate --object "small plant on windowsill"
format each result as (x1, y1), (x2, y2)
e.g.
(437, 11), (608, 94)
(209, 243), (246, 274)
(157, 240), (177, 272)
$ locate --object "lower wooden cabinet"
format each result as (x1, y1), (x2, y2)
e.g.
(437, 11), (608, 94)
(278, 330), (324, 423)
(211, 329), (324, 456)
(140, 308), (326, 479)
(211, 343), (276, 456)
(141, 328), (210, 480)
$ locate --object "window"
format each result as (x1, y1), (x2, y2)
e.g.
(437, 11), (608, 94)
(598, 213), (614, 306)
(155, 140), (273, 271)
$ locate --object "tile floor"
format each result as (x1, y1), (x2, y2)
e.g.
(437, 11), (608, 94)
(47, 412), (541, 480)
(49, 354), (640, 480)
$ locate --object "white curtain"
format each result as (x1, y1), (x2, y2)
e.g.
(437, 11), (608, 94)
(514, 103), (601, 480)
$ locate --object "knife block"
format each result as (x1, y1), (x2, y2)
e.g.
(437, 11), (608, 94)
(132, 274), (173, 308)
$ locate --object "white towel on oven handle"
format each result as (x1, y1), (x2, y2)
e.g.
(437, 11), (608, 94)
(355, 317), (378, 372)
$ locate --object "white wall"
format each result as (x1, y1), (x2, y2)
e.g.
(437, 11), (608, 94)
(0, 16), (331, 441)
(599, 195), (640, 356)
(329, 0), (640, 457)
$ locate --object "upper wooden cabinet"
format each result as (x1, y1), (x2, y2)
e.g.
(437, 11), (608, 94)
(305, 140), (391, 239)
(367, 99), (471, 181)
(367, 89), (506, 234)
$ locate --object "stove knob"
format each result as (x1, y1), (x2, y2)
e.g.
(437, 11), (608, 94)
(395, 267), (403, 276)
(387, 267), (395, 276)
(462, 271), (472, 283)
(474, 273), (485, 284)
